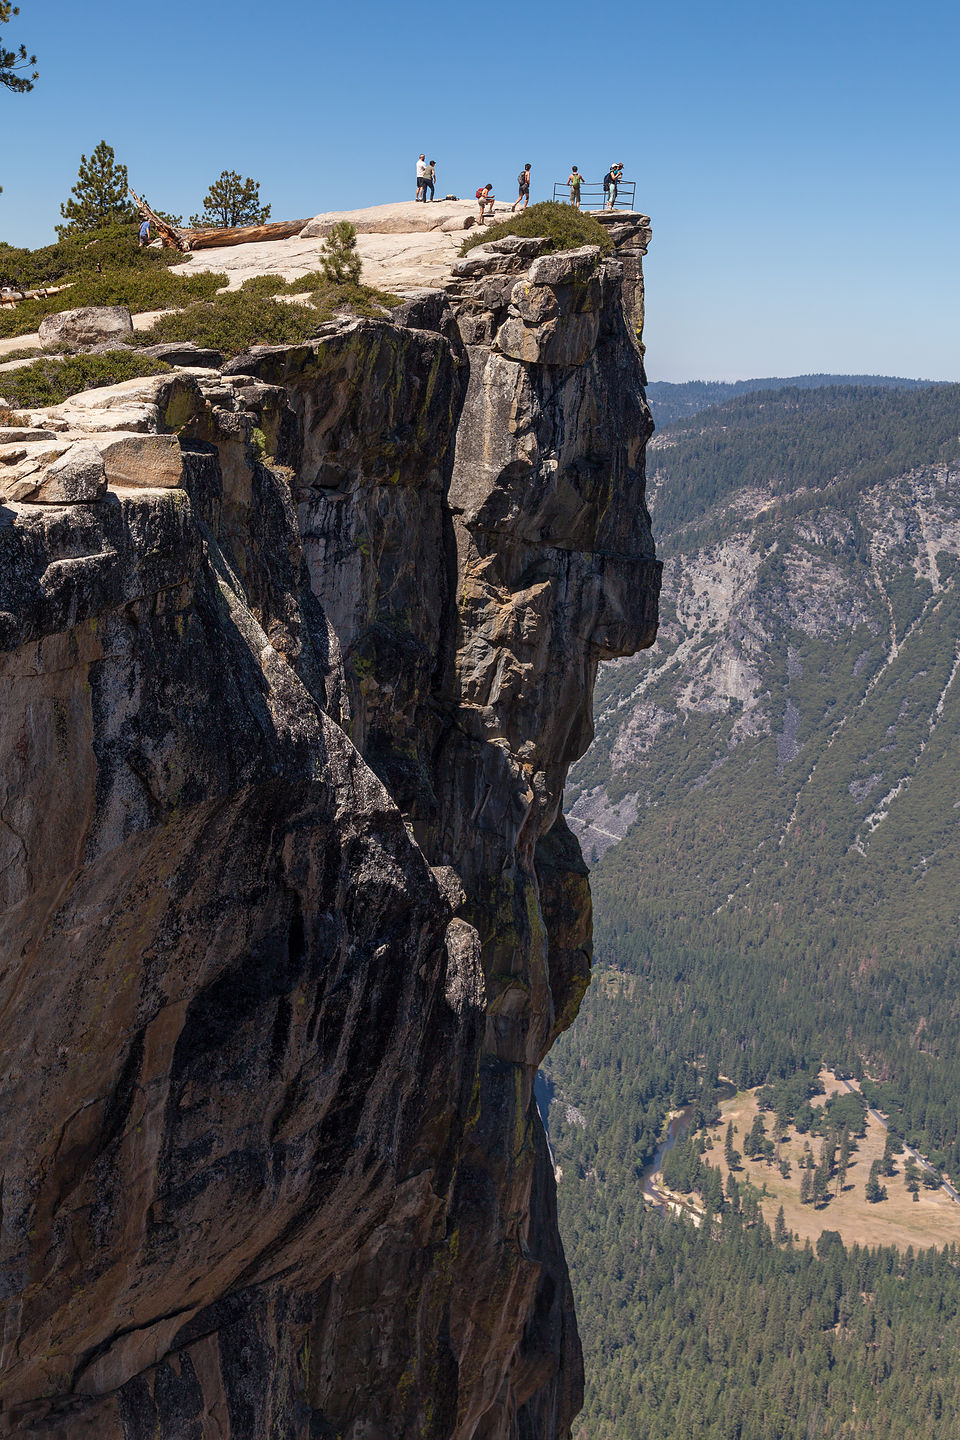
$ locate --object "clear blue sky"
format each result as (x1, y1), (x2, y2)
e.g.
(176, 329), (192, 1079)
(2, 0), (958, 381)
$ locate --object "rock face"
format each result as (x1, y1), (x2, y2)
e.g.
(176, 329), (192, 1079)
(37, 305), (134, 351)
(0, 217), (658, 1439)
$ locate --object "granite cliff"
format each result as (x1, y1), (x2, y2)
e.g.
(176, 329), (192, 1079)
(0, 211), (658, 1439)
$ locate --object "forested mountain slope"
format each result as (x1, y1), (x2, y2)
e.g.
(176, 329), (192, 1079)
(549, 382), (960, 1439)
(646, 373), (945, 426)
(566, 384), (960, 1153)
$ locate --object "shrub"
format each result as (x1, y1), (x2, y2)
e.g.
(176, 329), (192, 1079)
(238, 274), (289, 298)
(0, 267), (228, 338)
(133, 291), (325, 356)
(459, 200), (613, 258)
(0, 350), (170, 409)
(319, 222), (363, 285)
(0, 223), (183, 290)
(309, 281), (400, 323)
(134, 282), (402, 356)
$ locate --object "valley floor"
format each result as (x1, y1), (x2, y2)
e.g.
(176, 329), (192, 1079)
(696, 1069), (960, 1250)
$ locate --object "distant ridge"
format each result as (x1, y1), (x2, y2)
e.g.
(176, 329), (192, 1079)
(646, 373), (945, 426)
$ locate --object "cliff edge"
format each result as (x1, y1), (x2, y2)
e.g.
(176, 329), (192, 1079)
(0, 210), (659, 1439)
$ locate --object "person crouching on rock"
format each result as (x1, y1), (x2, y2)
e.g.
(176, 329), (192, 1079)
(511, 164), (531, 211)
(476, 183), (495, 221)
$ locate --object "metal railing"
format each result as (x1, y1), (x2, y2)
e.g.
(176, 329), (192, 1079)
(551, 179), (637, 212)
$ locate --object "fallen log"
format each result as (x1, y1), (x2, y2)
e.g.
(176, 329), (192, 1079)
(181, 219), (310, 250)
(129, 188), (192, 253)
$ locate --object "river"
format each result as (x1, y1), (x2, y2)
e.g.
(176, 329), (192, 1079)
(640, 1083), (736, 1212)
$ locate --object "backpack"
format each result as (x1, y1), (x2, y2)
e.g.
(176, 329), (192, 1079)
(517, 171), (527, 186)
(476, 188), (485, 200)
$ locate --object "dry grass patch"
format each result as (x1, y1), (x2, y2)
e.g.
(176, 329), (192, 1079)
(703, 1069), (960, 1250)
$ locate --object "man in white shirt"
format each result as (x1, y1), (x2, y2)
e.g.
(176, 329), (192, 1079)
(416, 155), (428, 202)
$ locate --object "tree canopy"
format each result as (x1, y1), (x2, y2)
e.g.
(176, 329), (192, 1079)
(57, 142), (136, 237)
(189, 171), (271, 228)
(0, 2), (37, 94)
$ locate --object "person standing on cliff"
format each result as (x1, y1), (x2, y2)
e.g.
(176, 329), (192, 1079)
(604, 163), (623, 209)
(511, 164), (531, 211)
(425, 160), (436, 201)
(568, 167), (582, 209)
(415, 154), (428, 201)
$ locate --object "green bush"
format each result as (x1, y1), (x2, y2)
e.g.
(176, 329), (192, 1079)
(133, 291), (325, 356)
(0, 223), (183, 289)
(133, 281), (402, 357)
(459, 201), (613, 257)
(0, 351), (171, 409)
(0, 345), (41, 363)
(0, 223), (228, 339)
(0, 265), (227, 339)
(238, 274), (289, 298)
(309, 281), (401, 322)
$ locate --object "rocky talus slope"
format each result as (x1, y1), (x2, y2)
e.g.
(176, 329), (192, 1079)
(0, 214), (658, 1438)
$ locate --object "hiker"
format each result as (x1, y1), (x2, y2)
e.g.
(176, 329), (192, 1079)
(425, 160), (436, 202)
(511, 163), (531, 211)
(138, 217), (151, 247)
(476, 183), (495, 221)
(416, 154), (428, 201)
(567, 167), (582, 209)
(604, 163), (623, 209)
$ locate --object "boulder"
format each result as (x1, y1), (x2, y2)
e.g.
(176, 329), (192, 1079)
(0, 438), (106, 504)
(38, 305), (134, 352)
(526, 246), (600, 287)
(138, 341), (226, 370)
(98, 432), (183, 489)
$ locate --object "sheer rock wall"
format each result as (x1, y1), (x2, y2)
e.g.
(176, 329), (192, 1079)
(0, 216), (658, 1440)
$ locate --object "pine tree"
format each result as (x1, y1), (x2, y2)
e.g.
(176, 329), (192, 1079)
(838, 1126), (851, 1190)
(724, 1121), (741, 1171)
(865, 1159), (887, 1203)
(57, 142), (136, 236)
(189, 170), (270, 228)
(773, 1205), (789, 1244)
(0, 2), (37, 94)
(319, 221), (363, 286)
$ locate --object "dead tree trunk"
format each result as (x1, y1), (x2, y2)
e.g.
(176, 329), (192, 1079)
(129, 188), (192, 253)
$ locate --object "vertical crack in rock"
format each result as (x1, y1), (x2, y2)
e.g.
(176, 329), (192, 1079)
(0, 214), (658, 1439)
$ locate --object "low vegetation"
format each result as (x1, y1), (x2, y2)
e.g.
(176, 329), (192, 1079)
(0, 223), (226, 338)
(0, 350), (170, 409)
(131, 292), (323, 356)
(459, 200), (613, 257)
(130, 249), (400, 357)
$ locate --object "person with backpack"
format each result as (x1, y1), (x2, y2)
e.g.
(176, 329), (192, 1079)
(604, 162), (624, 209)
(476, 183), (496, 221)
(511, 164), (531, 211)
(568, 167), (583, 209)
